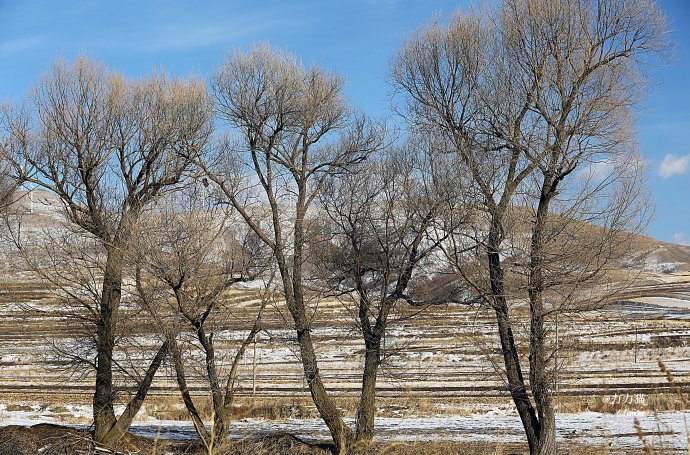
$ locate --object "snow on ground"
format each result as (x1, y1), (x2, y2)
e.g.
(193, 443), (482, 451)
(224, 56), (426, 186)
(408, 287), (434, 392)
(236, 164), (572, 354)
(234, 279), (274, 291)
(1, 405), (688, 453)
(631, 296), (690, 309)
(613, 300), (690, 320)
(654, 273), (690, 284)
(638, 250), (685, 274)
(123, 412), (690, 453)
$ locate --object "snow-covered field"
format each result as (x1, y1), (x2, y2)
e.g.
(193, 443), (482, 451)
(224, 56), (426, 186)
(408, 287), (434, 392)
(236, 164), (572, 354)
(1, 402), (689, 453)
(1, 271), (689, 452)
(131, 412), (690, 453)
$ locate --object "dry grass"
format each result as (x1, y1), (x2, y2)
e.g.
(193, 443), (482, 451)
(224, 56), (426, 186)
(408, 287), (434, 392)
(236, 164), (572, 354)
(630, 362), (690, 455)
(0, 424), (639, 455)
(556, 392), (687, 414)
(2, 273), (690, 453)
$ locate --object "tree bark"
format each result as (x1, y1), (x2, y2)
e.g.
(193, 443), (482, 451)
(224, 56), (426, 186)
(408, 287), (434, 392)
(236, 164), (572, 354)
(93, 245), (124, 443)
(196, 327), (224, 444)
(169, 336), (211, 446)
(220, 305), (264, 440)
(295, 324), (353, 454)
(280, 189), (353, 454)
(100, 339), (169, 446)
(94, 237), (171, 447)
(528, 180), (558, 455)
(487, 219), (542, 455)
(355, 336), (381, 444)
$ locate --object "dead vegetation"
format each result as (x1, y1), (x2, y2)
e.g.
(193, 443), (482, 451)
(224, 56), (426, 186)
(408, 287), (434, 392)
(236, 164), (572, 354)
(0, 0), (685, 453)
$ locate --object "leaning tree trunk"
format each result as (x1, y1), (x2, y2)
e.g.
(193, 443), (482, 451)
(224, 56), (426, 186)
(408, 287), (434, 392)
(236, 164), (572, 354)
(293, 302), (354, 454)
(99, 340), (169, 446)
(283, 199), (353, 454)
(169, 336), (211, 446)
(486, 218), (542, 455)
(197, 326), (228, 446)
(528, 180), (558, 455)
(220, 304), (265, 441)
(279, 264), (353, 453)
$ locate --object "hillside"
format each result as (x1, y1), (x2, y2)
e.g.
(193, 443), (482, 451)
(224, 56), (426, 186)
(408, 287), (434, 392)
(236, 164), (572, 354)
(5, 189), (690, 274)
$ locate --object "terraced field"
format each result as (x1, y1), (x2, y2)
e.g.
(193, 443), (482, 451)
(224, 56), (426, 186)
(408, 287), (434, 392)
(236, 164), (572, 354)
(1, 268), (690, 452)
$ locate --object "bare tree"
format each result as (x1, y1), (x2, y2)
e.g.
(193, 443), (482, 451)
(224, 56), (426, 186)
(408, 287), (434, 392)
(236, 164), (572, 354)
(132, 190), (269, 450)
(316, 140), (459, 444)
(1, 57), (212, 446)
(197, 44), (384, 453)
(392, 1), (667, 453)
(0, 162), (18, 212)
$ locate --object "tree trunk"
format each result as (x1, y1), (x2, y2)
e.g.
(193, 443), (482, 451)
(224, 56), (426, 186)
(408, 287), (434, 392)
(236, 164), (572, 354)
(220, 306), (264, 441)
(93, 245), (124, 443)
(290, 289), (352, 450)
(486, 219), (542, 454)
(294, 324), (353, 454)
(284, 194), (353, 454)
(94, 235), (170, 447)
(100, 339), (169, 446)
(196, 327), (225, 445)
(535, 409), (556, 455)
(355, 337), (381, 444)
(288, 266), (353, 453)
(353, 212), (431, 445)
(528, 182), (558, 455)
(169, 336), (211, 446)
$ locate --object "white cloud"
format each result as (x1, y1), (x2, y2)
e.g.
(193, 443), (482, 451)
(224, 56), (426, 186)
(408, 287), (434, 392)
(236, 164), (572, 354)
(659, 154), (690, 179)
(0, 36), (43, 54)
(672, 233), (690, 246)
(579, 154), (647, 183)
(583, 159), (614, 180)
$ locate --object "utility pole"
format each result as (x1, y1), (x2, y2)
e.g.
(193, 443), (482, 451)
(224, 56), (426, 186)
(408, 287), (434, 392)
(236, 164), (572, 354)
(252, 333), (258, 395)
(634, 324), (638, 363)
(555, 311), (559, 398)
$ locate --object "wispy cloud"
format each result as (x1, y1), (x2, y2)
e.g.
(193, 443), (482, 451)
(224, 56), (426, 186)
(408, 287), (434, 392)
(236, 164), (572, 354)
(139, 24), (260, 52)
(100, 15), (292, 53)
(579, 154), (647, 183)
(580, 158), (614, 182)
(672, 232), (690, 246)
(658, 153), (690, 179)
(0, 36), (43, 54)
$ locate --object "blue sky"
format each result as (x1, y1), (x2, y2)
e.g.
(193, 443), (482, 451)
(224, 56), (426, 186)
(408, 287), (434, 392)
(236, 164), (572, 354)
(0, 0), (688, 244)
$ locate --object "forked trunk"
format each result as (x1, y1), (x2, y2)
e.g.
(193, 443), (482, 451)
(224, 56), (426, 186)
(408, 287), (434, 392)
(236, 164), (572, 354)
(93, 242), (170, 447)
(197, 327), (227, 446)
(93, 246), (124, 443)
(355, 338), (381, 444)
(528, 182), (558, 455)
(219, 308), (264, 441)
(169, 336), (211, 446)
(486, 221), (542, 454)
(99, 340), (169, 446)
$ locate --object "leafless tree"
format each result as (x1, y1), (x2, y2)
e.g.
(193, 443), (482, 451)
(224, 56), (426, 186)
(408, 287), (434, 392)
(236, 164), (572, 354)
(0, 56), (212, 446)
(392, 1), (668, 453)
(132, 190), (269, 450)
(0, 109), (30, 249)
(0, 164), (18, 212)
(315, 139), (463, 444)
(197, 44), (384, 453)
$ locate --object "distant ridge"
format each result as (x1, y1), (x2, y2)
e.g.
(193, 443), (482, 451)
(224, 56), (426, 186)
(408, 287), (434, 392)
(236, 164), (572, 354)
(6, 188), (690, 273)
